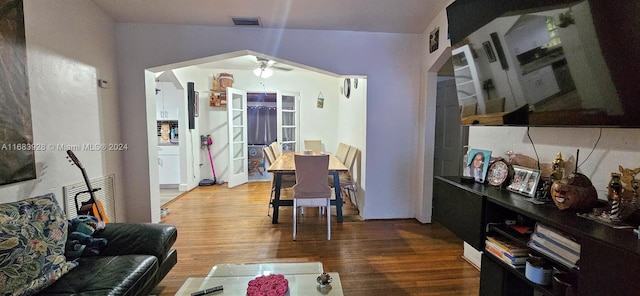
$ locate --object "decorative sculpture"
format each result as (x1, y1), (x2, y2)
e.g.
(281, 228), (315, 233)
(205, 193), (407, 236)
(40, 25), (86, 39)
(618, 165), (640, 202)
(551, 152), (564, 181)
(551, 150), (598, 212)
(608, 173), (622, 220)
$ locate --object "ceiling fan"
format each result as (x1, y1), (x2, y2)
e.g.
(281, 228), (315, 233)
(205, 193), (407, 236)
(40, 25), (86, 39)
(253, 57), (293, 78)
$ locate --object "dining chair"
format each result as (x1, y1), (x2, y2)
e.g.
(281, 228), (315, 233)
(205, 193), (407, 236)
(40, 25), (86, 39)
(461, 102), (477, 117)
(484, 97), (505, 114)
(269, 141), (282, 157)
(304, 140), (323, 152)
(248, 147), (264, 176)
(335, 143), (351, 164)
(292, 154), (332, 241)
(263, 146), (295, 216)
(330, 146), (359, 210)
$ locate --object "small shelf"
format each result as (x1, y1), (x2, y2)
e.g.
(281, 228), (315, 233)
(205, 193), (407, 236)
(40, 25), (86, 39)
(488, 224), (530, 245)
(484, 229), (562, 296)
(458, 94), (477, 101)
(484, 253), (555, 296)
(452, 45), (486, 114)
(209, 90), (227, 107)
(454, 65), (470, 71)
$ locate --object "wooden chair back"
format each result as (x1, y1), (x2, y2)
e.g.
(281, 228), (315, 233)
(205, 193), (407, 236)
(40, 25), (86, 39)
(335, 143), (350, 164)
(269, 142), (282, 157)
(304, 140), (323, 152)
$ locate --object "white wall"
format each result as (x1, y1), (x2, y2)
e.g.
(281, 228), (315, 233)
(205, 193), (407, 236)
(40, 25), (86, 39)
(163, 69), (204, 191)
(0, 1), (125, 220)
(417, 2), (454, 223)
(336, 77), (367, 210)
(116, 24), (422, 221)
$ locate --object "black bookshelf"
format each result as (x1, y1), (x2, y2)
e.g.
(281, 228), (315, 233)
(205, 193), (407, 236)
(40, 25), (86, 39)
(434, 176), (640, 296)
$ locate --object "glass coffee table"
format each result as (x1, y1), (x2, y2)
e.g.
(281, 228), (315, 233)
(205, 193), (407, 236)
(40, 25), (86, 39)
(175, 262), (343, 295)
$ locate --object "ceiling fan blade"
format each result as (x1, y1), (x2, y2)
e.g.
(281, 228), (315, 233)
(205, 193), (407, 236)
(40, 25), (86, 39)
(272, 65), (293, 71)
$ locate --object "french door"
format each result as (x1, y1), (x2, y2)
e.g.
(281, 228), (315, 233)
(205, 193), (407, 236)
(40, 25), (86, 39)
(276, 91), (300, 152)
(226, 87), (248, 188)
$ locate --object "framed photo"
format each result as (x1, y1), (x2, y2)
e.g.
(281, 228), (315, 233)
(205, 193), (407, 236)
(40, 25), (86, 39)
(483, 41), (496, 63)
(487, 159), (511, 187)
(194, 91), (199, 117)
(507, 165), (540, 197)
(463, 148), (492, 183)
(429, 27), (440, 53)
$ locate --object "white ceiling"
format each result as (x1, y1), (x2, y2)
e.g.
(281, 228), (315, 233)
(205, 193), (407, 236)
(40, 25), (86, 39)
(91, 0), (448, 34)
(92, 0), (450, 71)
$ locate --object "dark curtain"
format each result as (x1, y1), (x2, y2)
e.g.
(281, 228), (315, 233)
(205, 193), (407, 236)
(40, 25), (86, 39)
(247, 106), (277, 145)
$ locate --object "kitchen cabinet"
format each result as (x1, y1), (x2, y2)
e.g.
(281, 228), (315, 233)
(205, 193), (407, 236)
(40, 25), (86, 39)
(522, 65), (560, 106)
(504, 15), (550, 55)
(434, 176), (640, 296)
(156, 81), (181, 120)
(158, 145), (180, 185)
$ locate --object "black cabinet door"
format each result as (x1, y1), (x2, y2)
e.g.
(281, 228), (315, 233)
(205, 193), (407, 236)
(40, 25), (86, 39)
(579, 237), (640, 296)
(433, 177), (484, 250)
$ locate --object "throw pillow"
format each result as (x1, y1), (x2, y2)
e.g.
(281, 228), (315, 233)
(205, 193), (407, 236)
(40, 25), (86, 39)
(0, 193), (76, 296)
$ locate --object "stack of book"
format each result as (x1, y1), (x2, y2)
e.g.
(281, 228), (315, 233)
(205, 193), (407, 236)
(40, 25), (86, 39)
(527, 223), (580, 269)
(485, 235), (530, 268)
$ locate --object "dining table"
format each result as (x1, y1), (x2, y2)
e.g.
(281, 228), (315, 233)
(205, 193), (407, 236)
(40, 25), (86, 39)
(267, 151), (348, 224)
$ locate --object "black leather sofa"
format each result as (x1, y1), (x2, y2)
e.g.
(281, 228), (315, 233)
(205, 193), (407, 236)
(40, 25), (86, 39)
(38, 222), (178, 296)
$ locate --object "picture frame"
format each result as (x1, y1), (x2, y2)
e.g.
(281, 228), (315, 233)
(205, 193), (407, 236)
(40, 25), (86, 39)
(483, 41), (496, 63)
(429, 27), (440, 53)
(463, 148), (492, 183)
(194, 91), (199, 117)
(507, 165), (541, 197)
(0, 1), (36, 185)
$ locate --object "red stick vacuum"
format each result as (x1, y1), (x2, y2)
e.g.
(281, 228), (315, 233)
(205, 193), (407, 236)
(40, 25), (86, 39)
(199, 135), (218, 186)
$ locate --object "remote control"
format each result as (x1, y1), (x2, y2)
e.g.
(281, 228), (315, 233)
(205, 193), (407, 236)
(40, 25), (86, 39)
(190, 285), (223, 296)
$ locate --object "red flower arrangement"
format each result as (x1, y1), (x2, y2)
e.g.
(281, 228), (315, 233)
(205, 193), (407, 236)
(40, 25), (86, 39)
(246, 274), (289, 296)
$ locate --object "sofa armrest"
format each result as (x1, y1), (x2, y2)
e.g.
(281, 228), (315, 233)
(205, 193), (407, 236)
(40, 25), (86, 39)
(93, 223), (177, 261)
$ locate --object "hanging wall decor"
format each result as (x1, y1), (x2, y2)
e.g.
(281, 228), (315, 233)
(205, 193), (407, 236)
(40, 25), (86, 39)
(429, 27), (440, 53)
(0, 0), (37, 185)
(194, 91), (200, 117)
(483, 41), (497, 63)
(316, 92), (324, 108)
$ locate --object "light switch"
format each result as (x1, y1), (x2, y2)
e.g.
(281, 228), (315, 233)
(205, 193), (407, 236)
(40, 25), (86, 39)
(98, 79), (109, 89)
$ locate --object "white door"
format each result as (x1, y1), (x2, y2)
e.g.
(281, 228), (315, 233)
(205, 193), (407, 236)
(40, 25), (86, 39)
(227, 87), (248, 188)
(276, 91), (300, 152)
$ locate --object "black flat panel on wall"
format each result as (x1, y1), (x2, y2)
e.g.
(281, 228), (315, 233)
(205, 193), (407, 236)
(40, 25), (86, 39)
(579, 237), (640, 296)
(187, 82), (194, 130)
(490, 32), (508, 70)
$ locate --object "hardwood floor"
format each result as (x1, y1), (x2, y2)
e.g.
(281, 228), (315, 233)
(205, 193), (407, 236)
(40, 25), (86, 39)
(152, 181), (480, 295)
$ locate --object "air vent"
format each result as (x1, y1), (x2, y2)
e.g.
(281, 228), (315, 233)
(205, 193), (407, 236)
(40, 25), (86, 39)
(232, 17), (261, 26)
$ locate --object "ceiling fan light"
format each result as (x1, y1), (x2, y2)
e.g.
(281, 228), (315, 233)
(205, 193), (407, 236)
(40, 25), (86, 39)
(262, 68), (273, 78)
(253, 67), (273, 78)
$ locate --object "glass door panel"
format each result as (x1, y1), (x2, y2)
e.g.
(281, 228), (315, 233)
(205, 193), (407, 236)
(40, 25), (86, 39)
(277, 91), (299, 152)
(226, 87), (248, 187)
